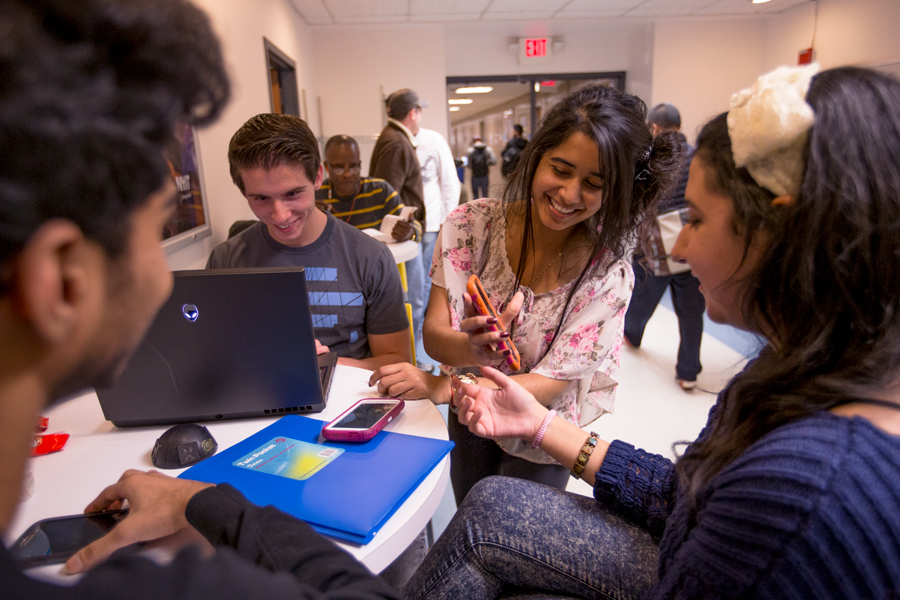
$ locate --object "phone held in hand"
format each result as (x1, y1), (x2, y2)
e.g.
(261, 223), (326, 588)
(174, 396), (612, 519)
(10, 508), (129, 569)
(321, 398), (404, 442)
(466, 275), (522, 371)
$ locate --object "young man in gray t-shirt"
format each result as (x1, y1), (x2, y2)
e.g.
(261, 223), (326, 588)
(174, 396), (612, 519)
(207, 114), (410, 370)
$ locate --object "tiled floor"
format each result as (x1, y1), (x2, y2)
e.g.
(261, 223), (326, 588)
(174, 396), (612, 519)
(422, 297), (754, 539)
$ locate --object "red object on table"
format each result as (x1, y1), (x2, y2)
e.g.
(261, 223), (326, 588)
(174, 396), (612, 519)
(32, 433), (70, 456)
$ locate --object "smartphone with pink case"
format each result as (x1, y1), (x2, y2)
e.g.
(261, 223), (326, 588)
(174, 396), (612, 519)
(321, 398), (404, 442)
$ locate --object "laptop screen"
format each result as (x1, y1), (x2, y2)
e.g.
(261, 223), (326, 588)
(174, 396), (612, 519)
(96, 268), (333, 427)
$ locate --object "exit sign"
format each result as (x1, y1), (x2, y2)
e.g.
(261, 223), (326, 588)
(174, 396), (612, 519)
(525, 38), (547, 57)
(519, 37), (552, 65)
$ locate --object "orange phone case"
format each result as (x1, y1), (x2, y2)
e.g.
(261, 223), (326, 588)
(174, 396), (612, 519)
(466, 275), (521, 371)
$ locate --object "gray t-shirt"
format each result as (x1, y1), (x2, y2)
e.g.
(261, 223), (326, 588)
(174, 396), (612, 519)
(206, 215), (408, 360)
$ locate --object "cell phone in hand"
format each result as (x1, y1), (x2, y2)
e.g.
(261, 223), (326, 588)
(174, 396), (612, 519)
(466, 275), (522, 371)
(10, 508), (129, 569)
(321, 398), (404, 442)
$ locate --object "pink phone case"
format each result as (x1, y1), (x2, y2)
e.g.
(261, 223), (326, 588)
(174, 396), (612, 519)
(321, 398), (405, 442)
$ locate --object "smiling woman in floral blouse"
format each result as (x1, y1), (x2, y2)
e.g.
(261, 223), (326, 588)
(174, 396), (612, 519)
(370, 85), (679, 504)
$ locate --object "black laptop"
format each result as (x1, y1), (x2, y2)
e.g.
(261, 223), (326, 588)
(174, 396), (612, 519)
(96, 268), (336, 427)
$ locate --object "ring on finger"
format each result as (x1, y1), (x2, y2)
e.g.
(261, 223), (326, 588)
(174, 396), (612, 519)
(450, 373), (477, 414)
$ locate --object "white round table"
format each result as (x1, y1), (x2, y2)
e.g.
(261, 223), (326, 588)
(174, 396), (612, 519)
(7, 365), (449, 578)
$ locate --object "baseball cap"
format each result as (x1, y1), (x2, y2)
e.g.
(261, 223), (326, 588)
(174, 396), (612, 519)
(386, 88), (430, 119)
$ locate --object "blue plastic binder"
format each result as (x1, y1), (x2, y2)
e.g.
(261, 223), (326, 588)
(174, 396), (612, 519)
(180, 414), (453, 545)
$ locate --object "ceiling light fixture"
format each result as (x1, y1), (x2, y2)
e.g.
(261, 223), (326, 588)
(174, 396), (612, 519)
(751, 0), (771, 3)
(455, 86), (493, 94)
(448, 99), (473, 105)
(449, 107), (460, 112)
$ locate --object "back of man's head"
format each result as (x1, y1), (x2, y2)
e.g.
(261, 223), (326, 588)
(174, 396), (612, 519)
(513, 124), (524, 136)
(0, 0), (229, 271)
(647, 103), (681, 131)
(386, 89), (423, 121)
(228, 113), (320, 193)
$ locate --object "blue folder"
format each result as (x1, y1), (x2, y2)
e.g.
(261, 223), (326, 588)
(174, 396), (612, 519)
(180, 414), (453, 545)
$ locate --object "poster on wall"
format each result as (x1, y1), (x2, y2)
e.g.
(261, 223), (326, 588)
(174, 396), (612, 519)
(162, 123), (211, 251)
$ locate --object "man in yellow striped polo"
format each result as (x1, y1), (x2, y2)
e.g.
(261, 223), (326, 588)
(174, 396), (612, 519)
(316, 135), (420, 242)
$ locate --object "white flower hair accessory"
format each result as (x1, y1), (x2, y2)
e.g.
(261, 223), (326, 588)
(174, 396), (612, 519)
(727, 63), (820, 197)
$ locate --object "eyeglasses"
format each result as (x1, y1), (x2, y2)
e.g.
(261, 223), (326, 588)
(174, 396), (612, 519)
(327, 163), (361, 176)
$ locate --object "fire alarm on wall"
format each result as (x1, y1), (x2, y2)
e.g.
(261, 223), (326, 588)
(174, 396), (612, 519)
(798, 48), (814, 65)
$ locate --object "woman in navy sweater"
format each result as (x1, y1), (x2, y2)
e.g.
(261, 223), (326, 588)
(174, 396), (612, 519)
(405, 65), (900, 600)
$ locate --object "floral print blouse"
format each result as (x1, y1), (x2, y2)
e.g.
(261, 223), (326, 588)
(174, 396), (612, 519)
(431, 199), (634, 464)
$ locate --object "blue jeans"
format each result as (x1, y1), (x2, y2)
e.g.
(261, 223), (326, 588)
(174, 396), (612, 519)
(404, 477), (659, 600)
(420, 231), (439, 337)
(421, 231), (439, 287)
(405, 240), (426, 353)
(624, 261), (705, 381)
(472, 176), (490, 200)
(449, 408), (569, 506)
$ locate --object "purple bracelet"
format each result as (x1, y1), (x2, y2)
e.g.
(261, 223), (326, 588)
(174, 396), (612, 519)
(531, 409), (557, 449)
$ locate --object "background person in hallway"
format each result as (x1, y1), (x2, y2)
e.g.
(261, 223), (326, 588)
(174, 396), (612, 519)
(0, 0), (397, 598)
(501, 124), (528, 178)
(405, 65), (900, 600)
(316, 134), (420, 242)
(208, 114), (411, 370)
(370, 85), (679, 506)
(370, 88), (428, 368)
(624, 103), (705, 391)
(466, 136), (497, 199)
(415, 124), (461, 366)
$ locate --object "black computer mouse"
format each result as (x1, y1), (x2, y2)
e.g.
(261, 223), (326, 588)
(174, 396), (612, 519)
(151, 423), (217, 469)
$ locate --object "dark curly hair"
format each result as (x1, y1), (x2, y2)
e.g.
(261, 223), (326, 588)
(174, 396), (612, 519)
(0, 0), (229, 274)
(499, 84), (681, 342)
(228, 113), (321, 194)
(677, 67), (900, 513)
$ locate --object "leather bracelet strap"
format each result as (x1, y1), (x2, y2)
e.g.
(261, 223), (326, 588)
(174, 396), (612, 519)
(570, 432), (600, 478)
(531, 409), (556, 449)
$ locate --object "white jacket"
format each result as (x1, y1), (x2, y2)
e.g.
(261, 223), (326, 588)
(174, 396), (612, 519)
(415, 127), (461, 233)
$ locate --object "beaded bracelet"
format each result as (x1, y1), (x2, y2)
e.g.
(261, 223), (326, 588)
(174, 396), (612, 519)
(531, 409), (556, 449)
(570, 432), (600, 478)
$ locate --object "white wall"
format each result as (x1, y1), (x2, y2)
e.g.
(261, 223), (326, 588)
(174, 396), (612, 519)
(650, 18), (766, 145)
(626, 24), (655, 104)
(653, 0), (900, 144)
(166, 0), (317, 271)
(760, 0), (900, 73)
(813, 0), (900, 68)
(761, 2), (816, 72)
(311, 25), (448, 177)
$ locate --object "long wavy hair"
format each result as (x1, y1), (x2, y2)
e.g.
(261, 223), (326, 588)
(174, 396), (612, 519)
(495, 84), (680, 342)
(677, 67), (900, 511)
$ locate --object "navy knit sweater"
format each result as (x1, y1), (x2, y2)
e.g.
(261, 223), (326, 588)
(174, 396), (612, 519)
(595, 410), (900, 599)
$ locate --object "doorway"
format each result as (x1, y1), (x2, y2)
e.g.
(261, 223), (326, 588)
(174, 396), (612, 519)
(265, 38), (301, 117)
(447, 72), (625, 201)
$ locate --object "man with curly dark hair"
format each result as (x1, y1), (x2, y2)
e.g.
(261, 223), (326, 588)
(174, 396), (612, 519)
(0, 1), (398, 598)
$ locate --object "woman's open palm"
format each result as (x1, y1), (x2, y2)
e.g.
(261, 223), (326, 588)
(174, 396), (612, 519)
(456, 366), (547, 440)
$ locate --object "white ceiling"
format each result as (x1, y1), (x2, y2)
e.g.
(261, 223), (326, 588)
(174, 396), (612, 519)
(289, 0), (812, 26)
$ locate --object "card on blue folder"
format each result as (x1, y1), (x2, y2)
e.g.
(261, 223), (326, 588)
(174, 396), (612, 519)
(180, 414), (453, 545)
